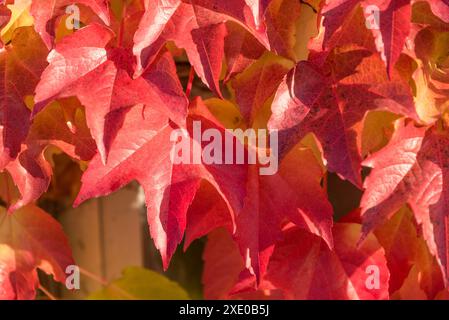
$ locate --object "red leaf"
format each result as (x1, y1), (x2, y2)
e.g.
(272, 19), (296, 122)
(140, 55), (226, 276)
(244, 0), (272, 29)
(28, 99), (97, 162)
(373, 207), (420, 293)
(5, 146), (51, 213)
(0, 4), (11, 48)
(361, 120), (449, 285)
(134, 1), (226, 96)
(4, 98), (96, 213)
(30, 0), (110, 48)
(202, 228), (283, 300)
(224, 22), (265, 81)
(0, 204), (74, 300)
(264, 0), (301, 60)
(232, 52), (292, 122)
(361, 120), (425, 228)
(269, 48), (417, 186)
(235, 146), (333, 281)
(202, 228), (245, 299)
(370, 0), (412, 76)
(0, 27), (48, 170)
(184, 181), (234, 250)
(321, 0), (413, 75)
(34, 23), (187, 162)
(132, 0), (181, 74)
(266, 223), (390, 299)
(133, 0), (270, 96)
(427, 0), (449, 23)
(74, 98), (247, 269)
(321, 0), (375, 52)
(184, 102), (334, 281)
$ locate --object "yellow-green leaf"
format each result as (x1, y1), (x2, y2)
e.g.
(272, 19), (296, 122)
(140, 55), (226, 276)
(89, 267), (190, 300)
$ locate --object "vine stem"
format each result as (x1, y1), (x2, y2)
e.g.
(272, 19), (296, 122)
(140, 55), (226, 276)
(117, 3), (127, 47)
(39, 284), (57, 301)
(186, 66), (195, 98)
(78, 267), (135, 299)
(78, 266), (109, 286)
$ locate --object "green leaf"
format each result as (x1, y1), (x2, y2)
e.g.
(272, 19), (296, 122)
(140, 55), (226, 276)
(88, 267), (190, 300)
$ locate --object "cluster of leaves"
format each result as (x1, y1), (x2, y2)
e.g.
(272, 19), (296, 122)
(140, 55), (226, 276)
(0, 0), (449, 300)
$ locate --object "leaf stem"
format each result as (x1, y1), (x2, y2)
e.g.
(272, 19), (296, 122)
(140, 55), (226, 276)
(78, 266), (109, 286)
(78, 267), (136, 299)
(39, 284), (57, 300)
(323, 172), (328, 196)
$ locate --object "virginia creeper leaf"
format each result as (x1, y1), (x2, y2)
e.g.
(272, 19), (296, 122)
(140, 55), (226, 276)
(232, 52), (293, 122)
(0, 204), (74, 300)
(35, 23), (187, 163)
(361, 120), (449, 285)
(4, 98), (95, 212)
(0, 26), (48, 170)
(74, 99), (247, 269)
(133, 0), (270, 96)
(202, 228), (283, 300)
(266, 223), (390, 299)
(29, 0), (110, 48)
(269, 47), (417, 186)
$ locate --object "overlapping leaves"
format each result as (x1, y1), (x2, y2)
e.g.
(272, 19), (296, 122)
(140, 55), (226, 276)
(0, 0), (448, 300)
